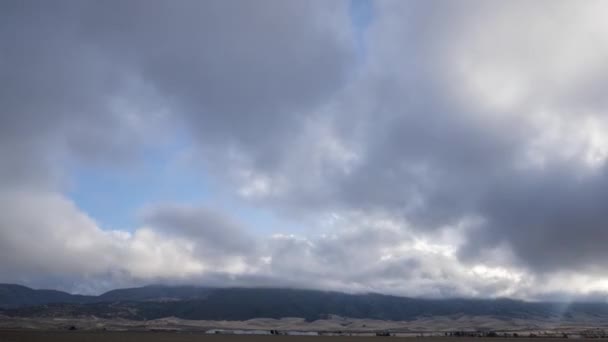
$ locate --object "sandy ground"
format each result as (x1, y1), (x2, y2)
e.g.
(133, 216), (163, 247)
(1, 331), (604, 342)
(2, 314), (608, 335)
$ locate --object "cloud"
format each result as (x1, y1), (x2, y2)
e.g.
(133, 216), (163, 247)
(141, 203), (258, 263)
(210, 0), (608, 277)
(0, 191), (260, 293)
(0, 0), (360, 293)
(0, 196), (521, 297)
(0, 0), (355, 185)
(0, 1), (168, 190)
(2, 0), (608, 299)
(82, 0), (356, 170)
(0, 190), (601, 300)
(0, 190), (199, 291)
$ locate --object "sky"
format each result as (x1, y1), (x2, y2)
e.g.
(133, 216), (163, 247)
(2, 0), (608, 300)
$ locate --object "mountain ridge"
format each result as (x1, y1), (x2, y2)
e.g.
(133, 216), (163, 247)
(2, 283), (608, 322)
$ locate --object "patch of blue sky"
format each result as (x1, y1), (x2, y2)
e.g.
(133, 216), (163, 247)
(350, 0), (373, 60)
(67, 134), (302, 236)
(67, 137), (210, 231)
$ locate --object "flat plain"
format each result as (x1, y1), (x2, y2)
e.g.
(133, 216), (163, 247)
(0, 332), (601, 342)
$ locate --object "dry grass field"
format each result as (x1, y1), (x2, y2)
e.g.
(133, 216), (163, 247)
(0, 331), (599, 342)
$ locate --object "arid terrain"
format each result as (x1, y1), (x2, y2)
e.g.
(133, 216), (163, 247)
(2, 332), (607, 342)
(3, 315), (608, 339)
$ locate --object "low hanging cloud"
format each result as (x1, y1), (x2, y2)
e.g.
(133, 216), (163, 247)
(1, 0), (608, 299)
(0, 194), (526, 297)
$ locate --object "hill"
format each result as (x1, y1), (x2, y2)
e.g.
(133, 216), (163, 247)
(2, 284), (608, 322)
(0, 283), (93, 308)
(97, 285), (213, 302)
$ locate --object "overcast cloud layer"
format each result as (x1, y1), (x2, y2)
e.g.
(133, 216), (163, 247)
(2, 0), (608, 299)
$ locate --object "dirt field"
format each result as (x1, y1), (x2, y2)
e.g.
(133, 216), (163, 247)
(0, 331), (598, 342)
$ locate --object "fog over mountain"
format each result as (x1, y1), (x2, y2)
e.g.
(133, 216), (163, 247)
(5, 284), (608, 323)
(2, 0), (608, 300)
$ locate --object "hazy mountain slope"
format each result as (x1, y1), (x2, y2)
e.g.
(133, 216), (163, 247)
(97, 285), (213, 302)
(0, 284), (93, 309)
(3, 284), (608, 322)
(127, 288), (602, 321)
